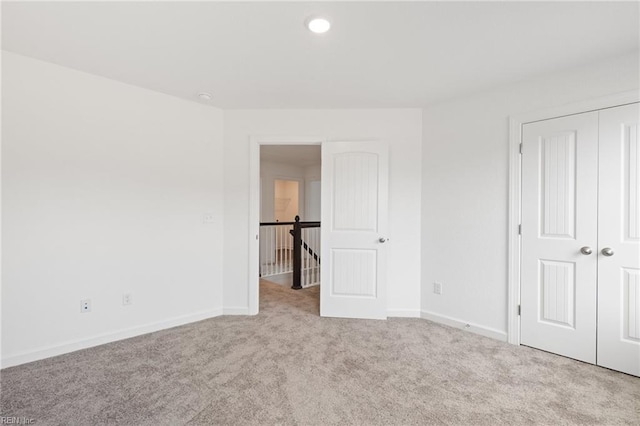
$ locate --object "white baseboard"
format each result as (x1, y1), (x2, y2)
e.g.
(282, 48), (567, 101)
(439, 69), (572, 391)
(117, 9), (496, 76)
(420, 310), (508, 342)
(1, 308), (224, 369)
(222, 307), (251, 315)
(387, 309), (421, 318)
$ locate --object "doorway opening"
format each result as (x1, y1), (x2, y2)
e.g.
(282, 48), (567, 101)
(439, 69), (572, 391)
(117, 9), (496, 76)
(249, 139), (323, 315)
(250, 138), (390, 320)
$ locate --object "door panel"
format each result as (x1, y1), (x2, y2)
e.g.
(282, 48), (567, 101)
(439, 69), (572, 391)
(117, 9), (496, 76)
(539, 260), (576, 328)
(521, 112), (599, 363)
(331, 249), (377, 297)
(597, 103), (640, 376)
(539, 131), (577, 239)
(321, 141), (388, 319)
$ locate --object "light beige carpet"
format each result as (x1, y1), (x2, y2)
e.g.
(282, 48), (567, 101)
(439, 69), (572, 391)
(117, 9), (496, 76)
(1, 280), (638, 425)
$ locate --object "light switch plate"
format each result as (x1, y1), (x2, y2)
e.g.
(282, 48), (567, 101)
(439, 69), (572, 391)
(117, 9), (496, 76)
(433, 282), (443, 295)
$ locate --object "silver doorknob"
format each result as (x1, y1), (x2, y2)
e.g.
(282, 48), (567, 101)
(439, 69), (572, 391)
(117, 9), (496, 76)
(580, 246), (593, 255)
(601, 247), (614, 257)
(379, 237), (387, 243)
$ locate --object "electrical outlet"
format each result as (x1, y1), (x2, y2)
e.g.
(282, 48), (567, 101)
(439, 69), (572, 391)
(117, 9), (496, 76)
(81, 299), (91, 313)
(122, 293), (132, 306)
(433, 282), (443, 295)
(203, 212), (215, 224)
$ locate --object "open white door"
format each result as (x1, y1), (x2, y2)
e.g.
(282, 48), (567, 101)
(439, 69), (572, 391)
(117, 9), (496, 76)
(320, 141), (388, 319)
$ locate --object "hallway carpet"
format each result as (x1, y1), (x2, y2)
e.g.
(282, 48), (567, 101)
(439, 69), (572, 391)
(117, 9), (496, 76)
(1, 280), (638, 425)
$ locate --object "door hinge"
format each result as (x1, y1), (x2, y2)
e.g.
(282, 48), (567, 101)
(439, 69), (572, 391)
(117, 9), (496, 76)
(518, 305), (521, 316)
(519, 143), (523, 154)
(518, 224), (521, 235)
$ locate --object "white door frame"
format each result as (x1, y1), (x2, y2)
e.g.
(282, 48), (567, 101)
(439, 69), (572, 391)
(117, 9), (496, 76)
(507, 90), (639, 344)
(248, 136), (325, 315)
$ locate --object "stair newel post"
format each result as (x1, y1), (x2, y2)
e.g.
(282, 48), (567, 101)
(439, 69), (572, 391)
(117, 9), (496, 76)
(291, 215), (302, 290)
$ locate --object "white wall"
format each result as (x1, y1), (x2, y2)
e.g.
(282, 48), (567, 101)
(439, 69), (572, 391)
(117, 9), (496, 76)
(2, 52), (225, 366)
(224, 110), (422, 315)
(305, 164), (322, 222)
(421, 52), (640, 339)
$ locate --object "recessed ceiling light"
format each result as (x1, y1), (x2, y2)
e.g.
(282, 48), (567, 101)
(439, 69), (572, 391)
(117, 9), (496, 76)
(306, 16), (331, 34)
(198, 92), (213, 101)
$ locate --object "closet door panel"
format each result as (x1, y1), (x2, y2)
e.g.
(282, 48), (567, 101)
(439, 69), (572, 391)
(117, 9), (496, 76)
(521, 112), (599, 363)
(597, 103), (640, 377)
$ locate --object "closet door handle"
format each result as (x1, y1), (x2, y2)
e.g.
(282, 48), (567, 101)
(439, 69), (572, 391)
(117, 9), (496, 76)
(601, 247), (614, 257)
(580, 246), (593, 255)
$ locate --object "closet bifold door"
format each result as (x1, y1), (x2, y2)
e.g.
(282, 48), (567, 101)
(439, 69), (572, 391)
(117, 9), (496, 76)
(597, 103), (640, 377)
(520, 111), (599, 364)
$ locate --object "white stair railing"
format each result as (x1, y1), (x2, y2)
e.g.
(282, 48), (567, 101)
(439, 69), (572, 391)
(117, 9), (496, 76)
(259, 223), (294, 278)
(301, 227), (321, 288)
(259, 217), (321, 288)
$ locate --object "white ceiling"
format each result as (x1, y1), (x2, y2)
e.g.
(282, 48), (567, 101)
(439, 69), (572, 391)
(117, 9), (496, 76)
(261, 145), (321, 167)
(2, 1), (638, 108)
